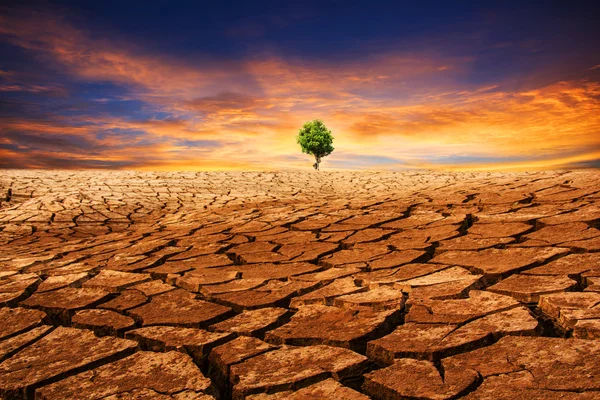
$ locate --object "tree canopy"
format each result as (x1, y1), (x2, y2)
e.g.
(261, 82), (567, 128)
(296, 119), (334, 170)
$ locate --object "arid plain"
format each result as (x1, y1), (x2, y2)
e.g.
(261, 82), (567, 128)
(1, 170), (600, 399)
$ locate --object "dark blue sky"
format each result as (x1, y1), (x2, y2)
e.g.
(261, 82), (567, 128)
(1, 0), (599, 169)
(7, 1), (600, 78)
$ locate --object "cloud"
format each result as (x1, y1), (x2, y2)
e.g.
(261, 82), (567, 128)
(1, 7), (599, 171)
(343, 80), (600, 157)
(185, 92), (264, 113)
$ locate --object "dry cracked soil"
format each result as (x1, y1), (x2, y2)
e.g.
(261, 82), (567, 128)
(0, 169), (600, 399)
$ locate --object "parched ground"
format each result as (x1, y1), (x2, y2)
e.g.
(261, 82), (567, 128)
(1, 169), (600, 400)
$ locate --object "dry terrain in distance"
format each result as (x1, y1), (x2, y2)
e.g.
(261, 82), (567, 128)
(1, 169), (600, 399)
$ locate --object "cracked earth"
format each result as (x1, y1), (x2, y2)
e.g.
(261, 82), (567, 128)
(1, 169), (600, 399)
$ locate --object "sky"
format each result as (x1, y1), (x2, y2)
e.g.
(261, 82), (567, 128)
(1, 0), (599, 171)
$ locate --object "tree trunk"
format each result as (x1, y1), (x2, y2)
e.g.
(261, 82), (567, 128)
(314, 155), (321, 170)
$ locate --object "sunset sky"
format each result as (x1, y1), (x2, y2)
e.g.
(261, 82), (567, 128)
(1, 1), (599, 170)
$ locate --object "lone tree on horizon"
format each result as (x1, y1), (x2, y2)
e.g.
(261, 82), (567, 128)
(296, 119), (334, 170)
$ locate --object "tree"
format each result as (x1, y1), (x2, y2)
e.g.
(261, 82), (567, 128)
(296, 119), (334, 170)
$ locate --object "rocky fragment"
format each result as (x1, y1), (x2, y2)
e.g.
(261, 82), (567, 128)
(522, 222), (600, 245)
(278, 242), (339, 262)
(233, 262), (322, 280)
(319, 245), (390, 267)
(129, 279), (174, 296)
(291, 265), (363, 282)
(367, 250), (429, 271)
(354, 263), (448, 287)
(200, 278), (266, 296)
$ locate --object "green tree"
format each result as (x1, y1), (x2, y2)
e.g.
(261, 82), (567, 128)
(296, 119), (334, 170)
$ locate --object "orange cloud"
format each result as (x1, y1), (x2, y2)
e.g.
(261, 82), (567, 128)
(1, 9), (599, 171)
(338, 80), (600, 157)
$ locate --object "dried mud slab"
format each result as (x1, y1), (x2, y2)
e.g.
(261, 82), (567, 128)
(208, 336), (277, 392)
(0, 307), (47, 340)
(82, 270), (151, 293)
(213, 279), (320, 311)
(449, 336), (600, 398)
(333, 286), (406, 310)
(35, 273), (89, 293)
(35, 351), (216, 399)
(435, 235), (515, 252)
(523, 253), (600, 277)
(0, 327), (137, 398)
(0, 325), (53, 362)
(521, 222), (600, 246)
(128, 289), (233, 327)
(125, 326), (233, 362)
(265, 305), (401, 352)
(467, 222), (533, 238)
(367, 307), (538, 364)
(247, 378), (369, 399)
(488, 274), (577, 303)
(229, 345), (368, 399)
(71, 309), (136, 336)
(0, 273), (41, 306)
(289, 277), (366, 308)
(209, 307), (290, 337)
(538, 292), (600, 337)
(99, 289), (147, 312)
(393, 266), (481, 290)
(363, 358), (479, 400)
(176, 269), (241, 292)
(354, 263), (448, 287)
(405, 290), (520, 324)
(430, 247), (569, 280)
(20, 287), (111, 324)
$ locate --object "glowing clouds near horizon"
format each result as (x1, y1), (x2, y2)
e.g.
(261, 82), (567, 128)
(0, 11), (599, 170)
